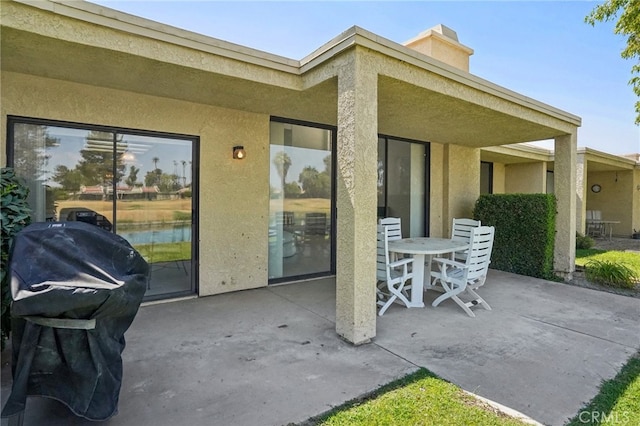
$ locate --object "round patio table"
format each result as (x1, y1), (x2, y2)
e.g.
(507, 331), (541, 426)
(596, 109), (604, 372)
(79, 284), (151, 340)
(387, 237), (469, 308)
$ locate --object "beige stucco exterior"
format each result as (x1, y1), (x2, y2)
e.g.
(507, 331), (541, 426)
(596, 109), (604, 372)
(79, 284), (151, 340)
(482, 144), (640, 239)
(504, 162), (547, 193)
(1, 71), (273, 297)
(402, 25), (474, 72)
(1, 0), (583, 343)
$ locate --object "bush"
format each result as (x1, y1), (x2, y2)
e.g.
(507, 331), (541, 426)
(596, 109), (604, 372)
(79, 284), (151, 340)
(1, 168), (32, 350)
(473, 193), (556, 280)
(173, 211), (191, 221)
(585, 260), (638, 289)
(576, 232), (594, 250)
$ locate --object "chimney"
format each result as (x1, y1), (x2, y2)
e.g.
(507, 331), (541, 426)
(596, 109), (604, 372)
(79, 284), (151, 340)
(403, 24), (473, 72)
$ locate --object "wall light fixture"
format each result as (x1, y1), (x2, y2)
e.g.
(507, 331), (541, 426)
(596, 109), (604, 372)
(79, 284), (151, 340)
(233, 146), (246, 160)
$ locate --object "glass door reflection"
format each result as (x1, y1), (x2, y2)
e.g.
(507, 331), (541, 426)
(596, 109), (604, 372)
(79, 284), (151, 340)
(268, 120), (335, 282)
(10, 119), (196, 300)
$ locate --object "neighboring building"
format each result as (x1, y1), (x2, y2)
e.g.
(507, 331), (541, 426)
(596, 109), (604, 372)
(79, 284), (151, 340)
(481, 145), (640, 238)
(1, 0), (582, 344)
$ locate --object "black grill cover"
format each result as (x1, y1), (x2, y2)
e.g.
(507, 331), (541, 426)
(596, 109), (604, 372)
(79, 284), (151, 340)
(1, 221), (148, 421)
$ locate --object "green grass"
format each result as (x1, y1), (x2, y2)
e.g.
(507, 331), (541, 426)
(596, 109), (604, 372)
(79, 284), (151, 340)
(576, 249), (640, 282)
(307, 369), (530, 426)
(565, 352), (640, 426)
(301, 354), (640, 426)
(134, 241), (191, 263)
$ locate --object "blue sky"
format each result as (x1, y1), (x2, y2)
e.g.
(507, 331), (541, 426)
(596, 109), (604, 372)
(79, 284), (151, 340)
(92, 0), (639, 155)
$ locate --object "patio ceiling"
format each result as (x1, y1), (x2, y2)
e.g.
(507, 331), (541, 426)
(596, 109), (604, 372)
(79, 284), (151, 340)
(0, 27), (338, 126)
(377, 76), (567, 147)
(480, 144), (553, 165)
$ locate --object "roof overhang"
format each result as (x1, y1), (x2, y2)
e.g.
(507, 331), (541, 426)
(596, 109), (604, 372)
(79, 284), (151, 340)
(2, 0), (581, 147)
(480, 144), (639, 173)
(481, 144), (553, 164)
(578, 147), (639, 172)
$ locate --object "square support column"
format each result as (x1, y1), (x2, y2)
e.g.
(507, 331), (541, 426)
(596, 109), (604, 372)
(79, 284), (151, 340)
(335, 49), (378, 344)
(576, 152), (587, 235)
(554, 133), (577, 280)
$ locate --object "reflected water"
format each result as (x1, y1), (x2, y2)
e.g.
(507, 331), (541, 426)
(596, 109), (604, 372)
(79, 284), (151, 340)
(119, 225), (191, 244)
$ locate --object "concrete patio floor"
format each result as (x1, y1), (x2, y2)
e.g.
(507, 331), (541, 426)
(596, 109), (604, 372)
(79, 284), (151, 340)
(2, 269), (639, 426)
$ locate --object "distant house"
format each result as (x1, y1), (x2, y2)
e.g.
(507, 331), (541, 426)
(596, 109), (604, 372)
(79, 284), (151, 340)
(481, 144), (640, 238)
(78, 185), (105, 200)
(1, 0), (582, 343)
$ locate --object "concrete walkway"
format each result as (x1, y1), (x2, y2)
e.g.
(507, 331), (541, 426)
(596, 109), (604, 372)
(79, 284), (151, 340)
(2, 270), (639, 426)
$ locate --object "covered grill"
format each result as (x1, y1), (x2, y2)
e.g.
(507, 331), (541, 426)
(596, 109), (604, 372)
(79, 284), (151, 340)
(1, 221), (148, 422)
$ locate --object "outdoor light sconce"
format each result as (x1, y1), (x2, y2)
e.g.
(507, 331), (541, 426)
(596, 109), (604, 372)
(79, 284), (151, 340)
(232, 146), (246, 160)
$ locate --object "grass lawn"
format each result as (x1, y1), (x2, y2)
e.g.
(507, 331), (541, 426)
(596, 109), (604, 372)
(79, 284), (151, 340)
(307, 369), (532, 426)
(565, 351), (640, 426)
(303, 352), (640, 426)
(576, 249), (640, 281)
(134, 241), (191, 263)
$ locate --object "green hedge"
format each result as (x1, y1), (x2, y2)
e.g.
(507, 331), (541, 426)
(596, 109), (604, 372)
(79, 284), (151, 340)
(473, 193), (556, 280)
(1, 168), (32, 350)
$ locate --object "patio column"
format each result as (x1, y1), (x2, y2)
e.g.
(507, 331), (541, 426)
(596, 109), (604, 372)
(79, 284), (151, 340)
(554, 132), (577, 280)
(576, 152), (587, 235)
(335, 48), (378, 345)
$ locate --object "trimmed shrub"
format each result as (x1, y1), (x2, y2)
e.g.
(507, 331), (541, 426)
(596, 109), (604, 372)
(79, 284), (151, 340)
(576, 232), (595, 250)
(1, 168), (32, 350)
(473, 193), (556, 280)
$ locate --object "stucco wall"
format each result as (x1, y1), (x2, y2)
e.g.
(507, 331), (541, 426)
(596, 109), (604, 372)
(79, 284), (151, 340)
(492, 163), (506, 194)
(429, 143), (445, 237)
(587, 170), (635, 237)
(442, 144), (480, 237)
(504, 162), (546, 193)
(1, 71), (270, 296)
(633, 169), (640, 234)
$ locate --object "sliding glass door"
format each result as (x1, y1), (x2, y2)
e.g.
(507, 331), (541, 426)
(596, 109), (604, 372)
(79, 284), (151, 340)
(378, 136), (429, 237)
(268, 118), (335, 282)
(9, 118), (197, 300)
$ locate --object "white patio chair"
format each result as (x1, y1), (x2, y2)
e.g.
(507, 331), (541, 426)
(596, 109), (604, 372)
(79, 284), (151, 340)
(379, 217), (402, 241)
(378, 217), (412, 296)
(430, 225), (495, 317)
(450, 217), (481, 262)
(586, 210), (604, 237)
(376, 224), (413, 316)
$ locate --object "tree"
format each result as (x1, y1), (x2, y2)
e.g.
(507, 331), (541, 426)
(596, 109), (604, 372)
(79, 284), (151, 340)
(144, 168), (163, 187)
(181, 160), (187, 187)
(272, 151), (292, 190)
(586, 0), (640, 123)
(125, 165), (140, 187)
(11, 124), (59, 181)
(298, 166), (331, 198)
(52, 165), (83, 192)
(284, 182), (301, 198)
(77, 131), (125, 186)
(152, 156), (160, 171)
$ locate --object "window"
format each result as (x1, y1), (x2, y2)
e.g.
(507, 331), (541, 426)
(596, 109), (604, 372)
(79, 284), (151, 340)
(268, 118), (335, 282)
(8, 117), (198, 300)
(480, 161), (493, 194)
(377, 136), (429, 237)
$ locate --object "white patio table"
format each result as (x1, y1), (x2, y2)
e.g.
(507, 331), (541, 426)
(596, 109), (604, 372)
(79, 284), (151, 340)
(387, 237), (469, 308)
(586, 219), (620, 240)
